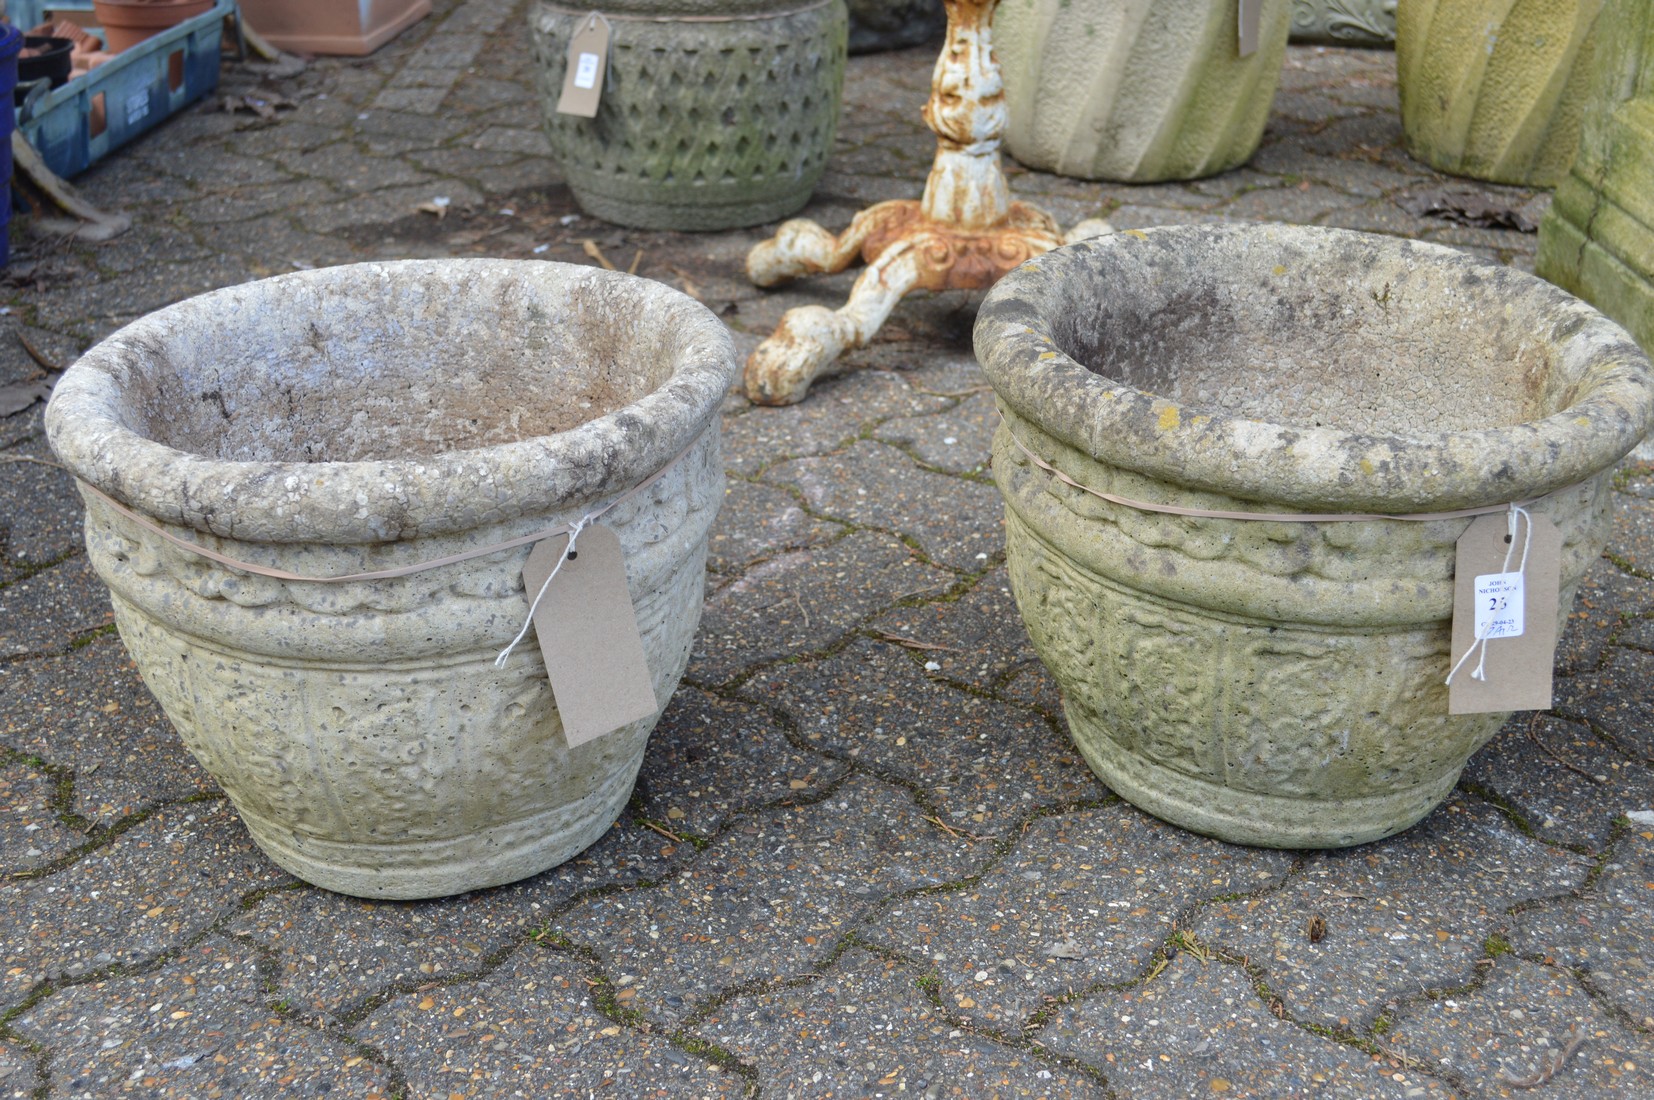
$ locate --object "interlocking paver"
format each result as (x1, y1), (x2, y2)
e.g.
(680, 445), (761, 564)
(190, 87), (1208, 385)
(690, 528), (953, 685)
(549, 773), (986, 1026)
(224, 819), (679, 1024)
(636, 686), (848, 839)
(0, 639), (214, 826)
(0, 2), (1649, 1094)
(1382, 956), (1654, 1098)
(1507, 831), (1654, 1030)
(11, 937), (395, 1098)
(705, 479), (849, 577)
(868, 804), (1294, 1030)
(0, 557), (111, 659)
(745, 638), (1102, 828)
(764, 440), (1002, 571)
(868, 565), (1039, 691)
(354, 948), (741, 1097)
(0, 803), (289, 1012)
(1193, 798), (1589, 1032)
(691, 948), (1102, 1096)
(1463, 713), (1654, 849)
(0, 759), (81, 872)
(1040, 953), (1453, 1099)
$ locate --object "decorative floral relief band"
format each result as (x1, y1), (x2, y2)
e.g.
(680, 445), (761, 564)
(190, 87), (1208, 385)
(1001, 423), (1541, 524)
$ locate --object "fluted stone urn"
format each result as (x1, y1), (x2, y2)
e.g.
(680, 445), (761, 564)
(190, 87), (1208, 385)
(1537, 0), (1654, 363)
(1397, 0), (1604, 186)
(529, 0), (848, 231)
(45, 260), (736, 898)
(993, 0), (1293, 182)
(975, 225), (1654, 848)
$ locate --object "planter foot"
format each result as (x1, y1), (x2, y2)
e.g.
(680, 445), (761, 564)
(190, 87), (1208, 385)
(1074, 726), (1460, 850)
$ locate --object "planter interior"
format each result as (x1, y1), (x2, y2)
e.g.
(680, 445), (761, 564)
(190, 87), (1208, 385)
(46, 260), (735, 898)
(977, 226), (1654, 848)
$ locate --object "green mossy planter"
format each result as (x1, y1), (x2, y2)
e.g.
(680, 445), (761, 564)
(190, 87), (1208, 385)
(1537, 0), (1654, 358)
(994, 0), (1293, 182)
(1396, 0), (1604, 187)
(529, 0), (847, 231)
(975, 225), (1654, 849)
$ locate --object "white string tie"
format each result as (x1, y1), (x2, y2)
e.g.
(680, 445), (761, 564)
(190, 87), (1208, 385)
(495, 515), (590, 668)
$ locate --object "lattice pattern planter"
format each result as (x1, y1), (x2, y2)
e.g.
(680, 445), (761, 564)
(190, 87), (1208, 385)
(529, 0), (847, 230)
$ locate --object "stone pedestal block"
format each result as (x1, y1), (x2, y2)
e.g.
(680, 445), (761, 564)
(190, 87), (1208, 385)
(1537, 0), (1654, 365)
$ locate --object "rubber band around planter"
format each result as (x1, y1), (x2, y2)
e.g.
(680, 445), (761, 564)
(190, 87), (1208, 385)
(538, 0), (836, 23)
(77, 437), (698, 584)
(1001, 423), (1540, 524)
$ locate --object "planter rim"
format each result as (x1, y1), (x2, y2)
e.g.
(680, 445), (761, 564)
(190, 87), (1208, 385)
(45, 259), (736, 544)
(975, 224), (1654, 512)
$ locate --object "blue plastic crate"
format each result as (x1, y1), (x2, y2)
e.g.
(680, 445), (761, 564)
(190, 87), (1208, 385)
(16, 0), (237, 179)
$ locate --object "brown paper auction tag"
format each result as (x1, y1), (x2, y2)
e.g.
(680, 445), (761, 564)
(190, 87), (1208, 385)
(555, 13), (611, 118)
(522, 525), (657, 746)
(1238, 0), (1262, 57)
(1447, 511), (1562, 714)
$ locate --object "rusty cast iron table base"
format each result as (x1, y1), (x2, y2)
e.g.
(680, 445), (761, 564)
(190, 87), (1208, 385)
(741, 0), (1111, 406)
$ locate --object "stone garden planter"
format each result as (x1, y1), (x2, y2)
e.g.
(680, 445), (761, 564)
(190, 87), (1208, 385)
(1537, 0), (1654, 361)
(528, 0), (847, 231)
(993, 0), (1293, 182)
(1290, 0), (1395, 46)
(975, 225), (1654, 848)
(45, 260), (735, 898)
(1396, 0), (1604, 186)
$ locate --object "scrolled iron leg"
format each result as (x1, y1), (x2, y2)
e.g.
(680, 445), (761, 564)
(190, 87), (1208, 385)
(746, 204), (901, 287)
(743, 242), (925, 406)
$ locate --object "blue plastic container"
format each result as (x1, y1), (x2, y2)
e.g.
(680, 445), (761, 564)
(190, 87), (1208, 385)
(16, 0), (232, 180)
(0, 22), (23, 267)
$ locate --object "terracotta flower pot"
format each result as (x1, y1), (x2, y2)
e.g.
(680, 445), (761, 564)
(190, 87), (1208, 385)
(235, 0), (431, 57)
(91, 0), (214, 53)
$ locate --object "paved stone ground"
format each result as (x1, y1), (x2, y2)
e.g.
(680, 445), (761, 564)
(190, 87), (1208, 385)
(2, 2), (1652, 1097)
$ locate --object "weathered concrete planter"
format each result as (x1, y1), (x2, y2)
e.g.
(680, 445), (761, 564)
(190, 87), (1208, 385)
(44, 260), (735, 898)
(1537, 0), (1654, 366)
(994, 0), (1292, 182)
(528, 0), (847, 231)
(1396, 0), (1604, 186)
(975, 225), (1654, 848)
(1290, 0), (1395, 46)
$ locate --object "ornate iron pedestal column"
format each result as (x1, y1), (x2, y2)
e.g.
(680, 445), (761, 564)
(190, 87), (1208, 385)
(741, 0), (1110, 406)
